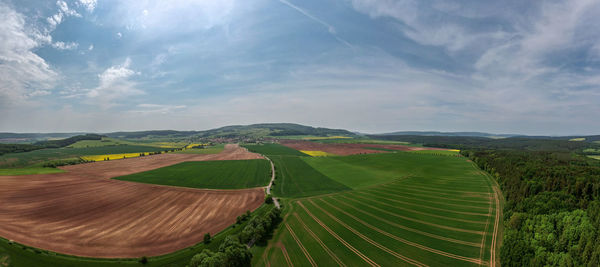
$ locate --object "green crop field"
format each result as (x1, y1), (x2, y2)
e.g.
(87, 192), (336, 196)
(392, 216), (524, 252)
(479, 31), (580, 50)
(256, 152), (501, 267)
(269, 155), (351, 198)
(114, 159), (271, 189)
(243, 143), (308, 156)
(0, 145), (167, 168)
(67, 137), (188, 149)
(0, 167), (64, 176)
(174, 144), (225, 154)
(0, 204), (274, 267)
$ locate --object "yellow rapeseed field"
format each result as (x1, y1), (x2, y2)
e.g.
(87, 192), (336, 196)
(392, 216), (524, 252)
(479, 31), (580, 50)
(185, 143), (209, 149)
(81, 152), (152, 162)
(300, 150), (335, 157)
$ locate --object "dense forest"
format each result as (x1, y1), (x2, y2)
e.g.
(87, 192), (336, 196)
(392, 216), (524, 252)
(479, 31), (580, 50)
(0, 134), (103, 155)
(462, 150), (600, 266)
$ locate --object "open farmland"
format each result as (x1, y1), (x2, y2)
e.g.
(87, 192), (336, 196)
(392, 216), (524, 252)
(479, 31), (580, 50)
(243, 143), (309, 156)
(280, 140), (452, 156)
(0, 144), (266, 259)
(174, 144), (225, 154)
(257, 152), (501, 267)
(115, 159), (271, 189)
(270, 155), (350, 198)
(0, 145), (167, 168)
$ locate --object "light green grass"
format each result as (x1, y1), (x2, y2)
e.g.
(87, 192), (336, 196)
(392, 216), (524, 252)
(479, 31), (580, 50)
(114, 159), (271, 189)
(270, 155), (350, 198)
(0, 167), (64, 176)
(243, 143), (308, 156)
(588, 155), (600, 160)
(174, 144), (225, 154)
(259, 152), (500, 267)
(304, 151), (465, 189)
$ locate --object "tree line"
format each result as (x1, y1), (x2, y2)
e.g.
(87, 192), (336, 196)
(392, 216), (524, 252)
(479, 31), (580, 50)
(462, 150), (600, 266)
(0, 134), (103, 156)
(188, 206), (281, 267)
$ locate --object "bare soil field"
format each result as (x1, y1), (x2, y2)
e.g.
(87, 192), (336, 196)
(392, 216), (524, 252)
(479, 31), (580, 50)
(280, 140), (445, 155)
(0, 144), (265, 258)
(60, 144), (263, 179)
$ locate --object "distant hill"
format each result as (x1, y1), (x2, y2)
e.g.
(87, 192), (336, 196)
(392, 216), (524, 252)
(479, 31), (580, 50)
(103, 123), (356, 139)
(195, 123), (356, 138)
(379, 131), (519, 138)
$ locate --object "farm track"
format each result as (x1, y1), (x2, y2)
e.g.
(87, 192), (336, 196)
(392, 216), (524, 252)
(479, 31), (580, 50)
(304, 200), (428, 267)
(0, 144), (266, 258)
(315, 199), (485, 265)
(379, 183), (492, 200)
(332, 196), (482, 247)
(278, 243), (294, 267)
(294, 213), (347, 267)
(373, 187), (491, 204)
(338, 194), (486, 225)
(285, 223), (317, 267)
(362, 189), (490, 211)
(351, 191), (491, 218)
(297, 202), (380, 267)
(396, 184), (492, 196)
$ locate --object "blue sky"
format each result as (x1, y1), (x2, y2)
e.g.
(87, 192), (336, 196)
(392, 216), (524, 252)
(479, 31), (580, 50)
(1, 0), (599, 135)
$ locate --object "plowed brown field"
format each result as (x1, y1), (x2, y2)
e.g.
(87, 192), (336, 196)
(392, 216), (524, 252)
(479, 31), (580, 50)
(280, 141), (445, 155)
(0, 144), (265, 258)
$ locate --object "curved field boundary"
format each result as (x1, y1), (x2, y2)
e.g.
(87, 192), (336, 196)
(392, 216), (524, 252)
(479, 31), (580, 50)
(373, 187), (492, 205)
(347, 193), (486, 235)
(285, 223), (317, 267)
(278, 243), (294, 267)
(379, 183), (492, 200)
(394, 184), (492, 196)
(314, 199), (485, 265)
(479, 193), (493, 265)
(337, 194), (485, 225)
(333, 196), (481, 247)
(304, 200), (428, 267)
(472, 168), (501, 267)
(352, 191), (491, 217)
(350, 191), (487, 217)
(363, 188), (490, 212)
(296, 202), (380, 267)
(293, 213), (346, 267)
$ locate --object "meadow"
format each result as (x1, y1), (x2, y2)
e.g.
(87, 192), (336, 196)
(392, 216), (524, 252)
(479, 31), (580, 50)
(256, 152), (501, 267)
(114, 159), (271, 189)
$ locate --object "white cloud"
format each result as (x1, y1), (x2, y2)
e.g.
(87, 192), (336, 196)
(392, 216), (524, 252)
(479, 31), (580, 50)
(46, 1), (81, 33)
(52, 41), (79, 50)
(116, 32), (122, 38)
(78, 0), (97, 12)
(278, 0), (352, 48)
(57, 0), (81, 17)
(0, 3), (57, 106)
(132, 104), (186, 114)
(88, 44), (94, 50)
(86, 58), (144, 108)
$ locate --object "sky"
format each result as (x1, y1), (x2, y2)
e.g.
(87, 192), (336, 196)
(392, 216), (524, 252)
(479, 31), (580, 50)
(1, 0), (599, 135)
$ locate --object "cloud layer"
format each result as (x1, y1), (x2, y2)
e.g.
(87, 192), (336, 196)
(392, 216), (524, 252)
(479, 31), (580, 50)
(0, 0), (599, 135)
